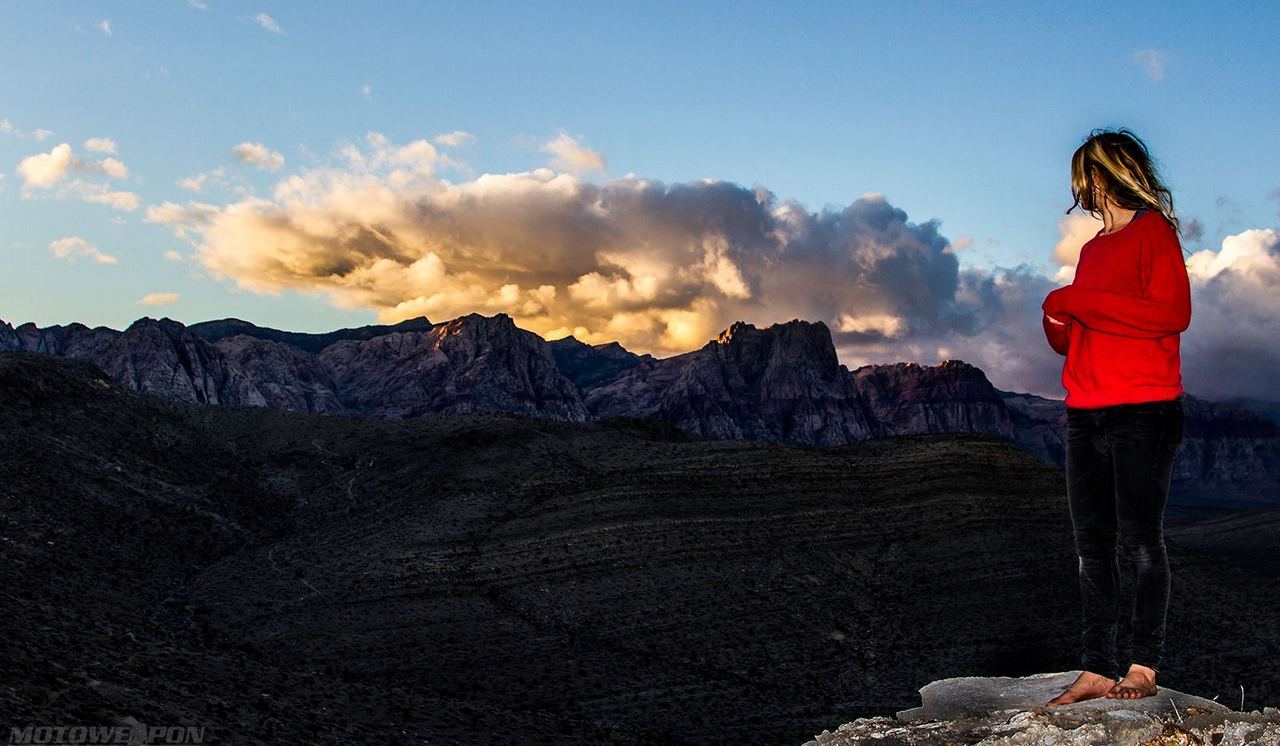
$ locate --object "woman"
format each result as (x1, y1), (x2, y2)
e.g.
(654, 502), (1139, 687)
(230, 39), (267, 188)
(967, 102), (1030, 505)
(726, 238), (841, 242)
(1040, 128), (1192, 706)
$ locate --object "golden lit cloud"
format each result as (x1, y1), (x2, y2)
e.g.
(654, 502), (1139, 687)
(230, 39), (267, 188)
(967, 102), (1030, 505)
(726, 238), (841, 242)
(232, 141), (285, 172)
(540, 132), (606, 175)
(49, 236), (118, 265)
(17, 142), (137, 211)
(138, 292), (181, 306)
(145, 132), (988, 359)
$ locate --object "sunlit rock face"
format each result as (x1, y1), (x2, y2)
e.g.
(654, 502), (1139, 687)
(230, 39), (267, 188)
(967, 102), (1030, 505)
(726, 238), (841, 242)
(580, 319), (879, 445)
(851, 359), (1015, 440)
(806, 671), (1280, 745)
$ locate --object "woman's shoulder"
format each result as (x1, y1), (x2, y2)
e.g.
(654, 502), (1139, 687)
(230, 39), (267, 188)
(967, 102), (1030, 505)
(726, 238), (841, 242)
(1137, 209), (1178, 237)
(1135, 209), (1184, 257)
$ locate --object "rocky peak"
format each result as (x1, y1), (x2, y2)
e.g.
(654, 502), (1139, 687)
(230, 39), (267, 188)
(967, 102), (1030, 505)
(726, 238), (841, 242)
(319, 311), (588, 421)
(124, 315), (190, 337)
(11, 320), (118, 358)
(0, 319), (19, 352)
(583, 317), (874, 445)
(714, 318), (836, 357)
(706, 319), (841, 390)
(105, 316), (237, 405)
(851, 358), (1014, 439)
(549, 335), (653, 390)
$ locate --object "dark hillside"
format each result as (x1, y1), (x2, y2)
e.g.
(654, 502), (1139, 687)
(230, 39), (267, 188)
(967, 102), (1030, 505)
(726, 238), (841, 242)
(1, 351), (1275, 744)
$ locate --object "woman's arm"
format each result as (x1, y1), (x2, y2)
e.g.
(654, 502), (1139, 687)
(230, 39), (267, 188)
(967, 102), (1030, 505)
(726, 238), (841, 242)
(1041, 223), (1191, 338)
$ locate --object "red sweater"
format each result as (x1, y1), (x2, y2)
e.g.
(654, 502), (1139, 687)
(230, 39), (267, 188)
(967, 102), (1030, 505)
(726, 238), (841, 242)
(1040, 208), (1192, 409)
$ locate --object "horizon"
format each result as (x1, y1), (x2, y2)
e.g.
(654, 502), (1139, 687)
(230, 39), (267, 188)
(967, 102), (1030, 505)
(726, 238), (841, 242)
(2, 308), (948, 366)
(3, 1), (1278, 404)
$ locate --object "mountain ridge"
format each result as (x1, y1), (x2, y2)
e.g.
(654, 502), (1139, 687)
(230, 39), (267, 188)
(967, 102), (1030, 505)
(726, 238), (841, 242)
(3, 311), (1278, 508)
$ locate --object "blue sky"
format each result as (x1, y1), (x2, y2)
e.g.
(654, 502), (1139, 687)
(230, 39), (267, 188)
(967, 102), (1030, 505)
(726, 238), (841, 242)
(2, 1), (1278, 398)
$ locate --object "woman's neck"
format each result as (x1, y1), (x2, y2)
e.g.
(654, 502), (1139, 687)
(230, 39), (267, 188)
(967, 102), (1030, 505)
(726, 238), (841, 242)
(1099, 204), (1139, 235)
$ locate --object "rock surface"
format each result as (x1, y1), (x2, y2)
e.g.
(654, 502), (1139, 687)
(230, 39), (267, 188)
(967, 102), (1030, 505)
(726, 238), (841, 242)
(852, 359), (1014, 440)
(548, 334), (654, 389)
(807, 671), (1280, 745)
(582, 319), (880, 445)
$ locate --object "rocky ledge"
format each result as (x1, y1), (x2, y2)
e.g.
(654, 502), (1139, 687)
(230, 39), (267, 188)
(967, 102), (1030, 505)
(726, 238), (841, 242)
(806, 671), (1280, 745)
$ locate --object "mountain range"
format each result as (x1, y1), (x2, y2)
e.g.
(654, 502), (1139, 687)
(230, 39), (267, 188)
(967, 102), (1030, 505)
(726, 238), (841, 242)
(3, 312), (1277, 510)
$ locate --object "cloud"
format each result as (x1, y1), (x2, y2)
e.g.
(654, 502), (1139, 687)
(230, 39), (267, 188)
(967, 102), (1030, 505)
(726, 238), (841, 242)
(97, 158), (129, 179)
(98, 19), (112, 37)
(232, 141), (285, 172)
(145, 132), (994, 361)
(0, 116), (54, 142)
(164, 250), (185, 261)
(17, 143), (75, 188)
(434, 130), (475, 148)
(1181, 217), (1204, 245)
(1175, 228), (1280, 402)
(1048, 211), (1105, 283)
(16, 142), (137, 211)
(176, 166), (230, 193)
(945, 235), (973, 254)
(360, 83), (373, 102)
(187, 0), (208, 9)
(138, 292), (181, 306)
(49, 236), (118, 265)
(178, 173), (208, 191)
(17, 142), (130, 188)
(254, 12), (283, 34)
(84, 137), (117, 154)
(540, 132), (606, 175)
(144, 200), (220, 238)
(1132, 48), (1168, 81)
(67, 181), (140, 211)
(142, 131), (1280, 403)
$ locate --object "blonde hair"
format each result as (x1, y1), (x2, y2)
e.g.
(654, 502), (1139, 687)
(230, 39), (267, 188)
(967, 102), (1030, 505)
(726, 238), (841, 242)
(1068, 128), (1188, 252)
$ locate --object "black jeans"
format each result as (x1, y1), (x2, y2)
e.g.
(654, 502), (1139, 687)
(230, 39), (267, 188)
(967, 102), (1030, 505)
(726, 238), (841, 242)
(1065, 395), (1184, 679)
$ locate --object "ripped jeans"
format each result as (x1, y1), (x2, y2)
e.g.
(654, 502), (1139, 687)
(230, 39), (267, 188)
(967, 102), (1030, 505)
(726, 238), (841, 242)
(1065, 395), (1184, 679)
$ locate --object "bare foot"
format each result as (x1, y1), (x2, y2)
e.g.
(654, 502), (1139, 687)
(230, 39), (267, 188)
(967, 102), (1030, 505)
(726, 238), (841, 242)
(1046, 670), (1119, 706)
(1106, 663), (1158, 699)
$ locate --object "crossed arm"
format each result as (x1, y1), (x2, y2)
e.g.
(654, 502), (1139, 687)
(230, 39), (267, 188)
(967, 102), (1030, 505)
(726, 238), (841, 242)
(1041, 226), (1192, 341)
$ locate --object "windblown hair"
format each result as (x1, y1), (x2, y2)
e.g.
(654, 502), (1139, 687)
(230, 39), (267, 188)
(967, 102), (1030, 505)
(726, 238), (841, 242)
(1068, 127), (1185, 244)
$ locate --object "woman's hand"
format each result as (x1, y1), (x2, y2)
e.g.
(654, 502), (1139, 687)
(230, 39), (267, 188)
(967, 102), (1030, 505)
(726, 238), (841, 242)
(1042, 312), (1070, 356)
